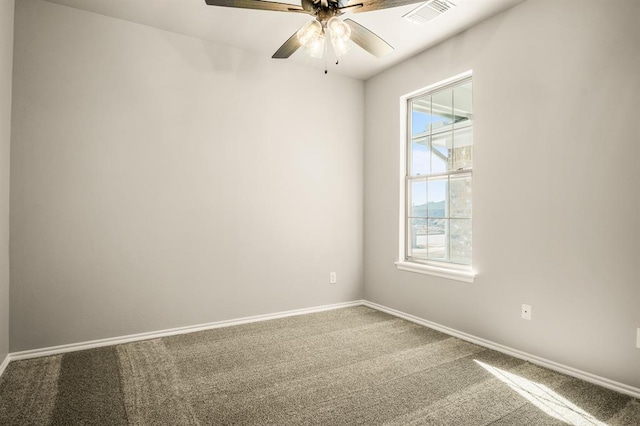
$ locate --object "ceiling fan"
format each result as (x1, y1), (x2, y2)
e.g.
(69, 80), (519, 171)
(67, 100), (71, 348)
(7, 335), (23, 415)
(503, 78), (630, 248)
(204, 0), (425, 60)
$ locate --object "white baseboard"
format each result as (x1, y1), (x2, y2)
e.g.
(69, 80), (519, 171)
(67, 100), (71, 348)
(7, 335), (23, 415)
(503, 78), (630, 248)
(0, 353), (9, 377)
(362, 300), (640, 400)
(8, 300), (364, 363)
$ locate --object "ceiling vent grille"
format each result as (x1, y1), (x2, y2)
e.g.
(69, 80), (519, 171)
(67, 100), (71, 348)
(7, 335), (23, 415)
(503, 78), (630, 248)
(403, 0), (457, 25)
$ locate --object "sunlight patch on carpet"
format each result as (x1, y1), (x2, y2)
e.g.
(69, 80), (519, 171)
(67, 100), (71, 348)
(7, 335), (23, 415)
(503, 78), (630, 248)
(475, 359), (606, 426)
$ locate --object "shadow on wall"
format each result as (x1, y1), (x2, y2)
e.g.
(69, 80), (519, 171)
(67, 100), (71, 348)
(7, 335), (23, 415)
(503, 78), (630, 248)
(156, 29), (269, 79)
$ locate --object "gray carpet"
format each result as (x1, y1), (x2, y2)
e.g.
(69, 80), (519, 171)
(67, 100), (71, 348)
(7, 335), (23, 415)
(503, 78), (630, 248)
(0, 306), (638, 425)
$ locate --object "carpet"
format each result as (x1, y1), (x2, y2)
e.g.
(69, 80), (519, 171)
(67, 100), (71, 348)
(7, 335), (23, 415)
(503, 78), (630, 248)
(0, 306), (638, 425)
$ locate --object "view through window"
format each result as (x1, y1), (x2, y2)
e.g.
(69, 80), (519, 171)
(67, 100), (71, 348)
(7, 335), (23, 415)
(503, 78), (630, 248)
(405, 76), (473, 268)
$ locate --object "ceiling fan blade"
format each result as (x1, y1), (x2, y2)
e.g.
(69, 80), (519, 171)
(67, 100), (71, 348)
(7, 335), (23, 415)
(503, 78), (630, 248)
(345, 0), (425, 13)
(205, 0), (307, 13)
(272, 30), (303, 59)
(344, 19), (393, 58)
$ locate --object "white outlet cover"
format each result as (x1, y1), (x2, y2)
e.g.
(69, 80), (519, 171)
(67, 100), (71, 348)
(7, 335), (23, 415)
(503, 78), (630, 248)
(521, 304), (532, 320)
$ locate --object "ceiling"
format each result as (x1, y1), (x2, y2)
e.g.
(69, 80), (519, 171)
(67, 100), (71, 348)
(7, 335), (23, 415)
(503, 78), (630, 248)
(44, 0), (525, 80)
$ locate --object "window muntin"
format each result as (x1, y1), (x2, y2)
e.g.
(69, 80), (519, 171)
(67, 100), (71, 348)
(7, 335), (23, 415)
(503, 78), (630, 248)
(405, 77), (473, 268)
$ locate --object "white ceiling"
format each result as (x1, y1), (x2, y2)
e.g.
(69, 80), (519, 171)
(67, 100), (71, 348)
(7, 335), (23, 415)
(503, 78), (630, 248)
(44, 0), (525, 80)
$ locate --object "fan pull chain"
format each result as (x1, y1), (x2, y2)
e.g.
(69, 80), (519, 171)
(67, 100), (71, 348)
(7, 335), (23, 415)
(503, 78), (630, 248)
(324, 34), (329, 74)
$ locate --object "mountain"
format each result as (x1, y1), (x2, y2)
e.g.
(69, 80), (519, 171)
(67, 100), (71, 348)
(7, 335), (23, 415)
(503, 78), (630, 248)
(412, 201), (445, 218)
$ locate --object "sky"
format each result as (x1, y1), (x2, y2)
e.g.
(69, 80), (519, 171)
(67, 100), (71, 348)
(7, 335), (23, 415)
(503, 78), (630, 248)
(410, 110), (448, 204)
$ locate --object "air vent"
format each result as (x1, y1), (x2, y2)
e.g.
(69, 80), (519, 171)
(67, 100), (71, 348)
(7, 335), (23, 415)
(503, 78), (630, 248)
(403, 0), (456, 25)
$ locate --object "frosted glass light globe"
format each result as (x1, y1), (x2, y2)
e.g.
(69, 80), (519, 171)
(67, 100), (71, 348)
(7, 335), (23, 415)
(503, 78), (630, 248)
(327, 17), (351, 41)
(307, 32), (325, 58)
(297, 20), (323, 47)
(327, 17), (351, 56)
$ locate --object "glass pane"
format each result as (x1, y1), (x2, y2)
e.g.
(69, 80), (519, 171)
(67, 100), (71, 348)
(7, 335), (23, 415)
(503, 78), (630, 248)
(410, 180), (427, 217)
(453, 127), (473, 170)
(408, 218), (427, 259)
(427, 177), (447, 218)
(431, 88), (453, 132)
(453, 81), (473, 128)
(427, 218), (448, 260)
(411, 96), (431, 136)
(450, 219), (472, 265)
(431, 132), (452, 173)
(450, 173), (472, 218)
(410, 136), (430, 176)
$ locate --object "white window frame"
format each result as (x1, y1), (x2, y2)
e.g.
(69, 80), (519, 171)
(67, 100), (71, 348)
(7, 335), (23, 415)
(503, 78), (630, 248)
(395, 71), (476, 283)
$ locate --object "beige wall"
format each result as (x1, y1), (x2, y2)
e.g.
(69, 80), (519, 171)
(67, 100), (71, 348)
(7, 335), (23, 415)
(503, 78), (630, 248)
(364, 0), (640, 388)
(0, 0), (14, 362)
(10, 0), (364, 351)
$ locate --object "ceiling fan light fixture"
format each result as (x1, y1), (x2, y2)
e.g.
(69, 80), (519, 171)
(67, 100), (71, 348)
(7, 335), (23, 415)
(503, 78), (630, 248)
(204, 0), (405, 60)
(306, 31), (325, 58)
(327, 17), (352, 57)
(297, 20), (323, 47)
(327, 17), (351, 41)
(330, 36), (351, 56)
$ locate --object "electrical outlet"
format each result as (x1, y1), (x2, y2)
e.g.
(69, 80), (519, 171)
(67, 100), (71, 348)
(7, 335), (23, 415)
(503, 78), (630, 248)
(636, 328), (640, 349)
(329, 272), (337, 284)
(521, 304), (532, 320)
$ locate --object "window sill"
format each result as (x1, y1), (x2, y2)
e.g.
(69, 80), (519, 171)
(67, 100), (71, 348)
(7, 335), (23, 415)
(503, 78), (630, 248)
(395, 261), (475, 283)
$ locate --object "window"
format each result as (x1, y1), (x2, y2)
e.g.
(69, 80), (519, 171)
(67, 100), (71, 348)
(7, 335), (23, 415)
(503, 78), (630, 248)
(397, 73), (475, 282)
